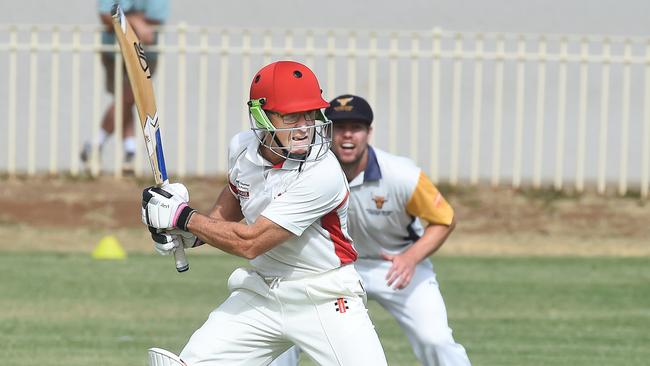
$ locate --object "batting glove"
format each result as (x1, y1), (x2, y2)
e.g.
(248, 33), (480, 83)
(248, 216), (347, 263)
(149, 227), (200, 256)
(141, 182), (196, 230)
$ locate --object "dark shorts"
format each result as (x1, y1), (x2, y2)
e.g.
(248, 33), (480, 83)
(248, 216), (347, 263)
(102, 53), (158, 94)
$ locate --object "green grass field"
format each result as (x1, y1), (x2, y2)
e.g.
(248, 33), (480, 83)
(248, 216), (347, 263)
(1, 253), (649, 366)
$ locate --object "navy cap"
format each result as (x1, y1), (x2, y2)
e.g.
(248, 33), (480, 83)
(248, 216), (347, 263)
(324, 94), (373, 125)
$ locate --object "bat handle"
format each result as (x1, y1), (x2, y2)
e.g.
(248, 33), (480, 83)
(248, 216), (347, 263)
(173, 240), (189, 272)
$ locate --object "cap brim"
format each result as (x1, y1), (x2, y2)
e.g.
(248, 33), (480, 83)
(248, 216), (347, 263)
(326, 110), (372, 123)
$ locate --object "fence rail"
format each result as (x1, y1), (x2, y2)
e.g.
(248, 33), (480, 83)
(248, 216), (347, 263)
(1, 24), (649, 198)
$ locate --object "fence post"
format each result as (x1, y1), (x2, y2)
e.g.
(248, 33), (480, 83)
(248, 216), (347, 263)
(305, 29), (315, 68)
(326, 30), (336, 97)
(618, 39), (632, 196)
(49, 26), (61, 176)
(347, 31), (357, 94)
(367, 31), (378, 146)
(28, 26), (39, 176)
(217, 29), (230, 174)
(367, 31), (378, 110)
(388, 32), (398, 154)
(598, 38), (611, 195)
(91, 29), (102, 177)
(554, 37), (568, 191)
(575, 38), (590, 193)
(71, 26), (81, 177)
(241, 29), (252, 132)
(430, 28), (442, 183)
(197, 27), (209, 176)
(512, 34), (526, 189)
(450, 33), (463, 186)
(533, 35), (547, 189)
(176, 22), (188, 178)
(284, 29), (294, 59)
(409, 33), (420, 163)
(470, 33), (484, 186)
(263, 29), (272, 65)
(491, 34), (505, 188)
(642, 40), (650, 199)
(7, 25), (17, 177)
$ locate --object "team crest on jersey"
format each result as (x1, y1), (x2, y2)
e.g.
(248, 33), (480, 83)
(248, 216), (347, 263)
(236, 180), (250, 199)
(371, 194), (388, 209)
(366, 192), (392, 216)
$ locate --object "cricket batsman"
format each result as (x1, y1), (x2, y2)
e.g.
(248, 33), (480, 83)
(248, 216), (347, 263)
(141, 62), (387, 365)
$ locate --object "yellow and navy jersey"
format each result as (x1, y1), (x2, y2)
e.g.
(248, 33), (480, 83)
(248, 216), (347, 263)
(347, 146), (454, 259)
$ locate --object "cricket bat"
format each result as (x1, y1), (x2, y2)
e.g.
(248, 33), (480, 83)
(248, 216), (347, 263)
(111, 4), (189, 272)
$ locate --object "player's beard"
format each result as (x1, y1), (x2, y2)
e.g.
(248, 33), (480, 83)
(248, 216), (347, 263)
(337, 144), (368, 172)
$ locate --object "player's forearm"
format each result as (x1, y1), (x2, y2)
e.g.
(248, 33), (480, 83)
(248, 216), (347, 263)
(186, 213), (292, 259)
(403, 219), (456, 263)
(186, 213), (259, 259)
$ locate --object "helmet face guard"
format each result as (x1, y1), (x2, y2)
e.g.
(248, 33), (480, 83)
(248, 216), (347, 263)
(248, 98), (332, 163)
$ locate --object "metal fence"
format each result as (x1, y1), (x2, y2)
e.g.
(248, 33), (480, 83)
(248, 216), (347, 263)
(1, 24), (649, 197)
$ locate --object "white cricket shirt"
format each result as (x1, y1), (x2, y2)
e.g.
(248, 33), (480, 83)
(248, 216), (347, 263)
(347, 147), (454, 259)
(227, 131), (356, 278)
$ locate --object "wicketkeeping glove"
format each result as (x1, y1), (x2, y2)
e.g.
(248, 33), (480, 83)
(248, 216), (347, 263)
(141, 183), (197, 230)
(149, 227), (199, 256)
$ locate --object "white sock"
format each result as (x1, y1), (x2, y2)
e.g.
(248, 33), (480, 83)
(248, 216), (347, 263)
(98, 129), (109, 146)
(85, 129), (109, 149)
(123, 136), (137, 155)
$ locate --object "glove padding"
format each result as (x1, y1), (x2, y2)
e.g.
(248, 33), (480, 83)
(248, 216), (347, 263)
(141, 183), (196, 230)
(149, 227), (198, 255)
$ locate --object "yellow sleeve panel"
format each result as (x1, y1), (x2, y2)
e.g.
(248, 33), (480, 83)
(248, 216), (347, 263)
(405, 172), (454, 226)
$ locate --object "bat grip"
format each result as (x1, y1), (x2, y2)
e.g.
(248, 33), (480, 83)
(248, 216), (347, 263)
(173, 240), (189, 272)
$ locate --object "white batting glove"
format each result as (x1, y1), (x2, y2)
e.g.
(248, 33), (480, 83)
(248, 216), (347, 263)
(141, 183), (196, 230)
(149, 227), (199, 256)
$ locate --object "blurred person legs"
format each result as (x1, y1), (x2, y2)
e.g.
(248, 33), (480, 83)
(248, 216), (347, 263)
(81, 54), (156, 175)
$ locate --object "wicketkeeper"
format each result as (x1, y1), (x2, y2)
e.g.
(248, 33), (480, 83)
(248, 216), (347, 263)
(142, 62), (387, 366)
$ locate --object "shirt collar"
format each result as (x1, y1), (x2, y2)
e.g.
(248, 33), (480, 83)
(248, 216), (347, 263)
(363, 145), (382, 182)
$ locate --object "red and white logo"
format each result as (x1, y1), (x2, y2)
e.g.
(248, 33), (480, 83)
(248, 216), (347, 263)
(334, 297), (349, 314)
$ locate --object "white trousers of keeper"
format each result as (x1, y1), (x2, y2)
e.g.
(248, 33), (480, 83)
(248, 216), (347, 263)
(357, 259), (471, 366)
(272, 259), (471, 366)
(179, 265), (387, 366)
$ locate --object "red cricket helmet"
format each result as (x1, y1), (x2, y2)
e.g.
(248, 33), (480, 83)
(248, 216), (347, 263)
(249, 61), (329, 115)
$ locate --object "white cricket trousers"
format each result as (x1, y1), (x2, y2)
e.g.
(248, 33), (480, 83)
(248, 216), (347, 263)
(179, 265), (387, 366)
(272, 260), (471, 366)
(358, 259), (471, 366)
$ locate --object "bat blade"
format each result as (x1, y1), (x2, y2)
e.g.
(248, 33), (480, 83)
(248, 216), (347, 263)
(111, 4), (188, 273)
(111, 4), (166, 185)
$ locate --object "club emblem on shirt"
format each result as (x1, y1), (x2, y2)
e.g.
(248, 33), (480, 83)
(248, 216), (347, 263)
(371, 194), (388, 209)
(334, 297), (349, 313)
(236, 180), (250, 199)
